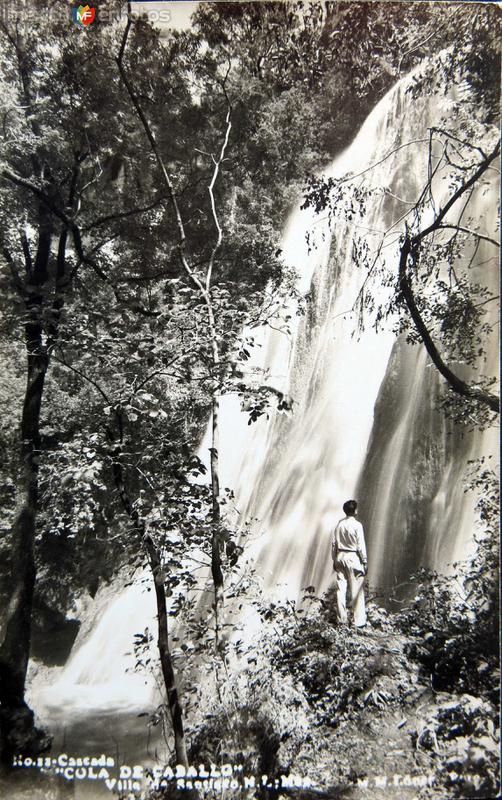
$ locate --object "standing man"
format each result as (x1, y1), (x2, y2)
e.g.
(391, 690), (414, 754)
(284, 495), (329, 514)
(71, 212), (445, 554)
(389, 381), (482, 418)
(332, 500), (367, 628)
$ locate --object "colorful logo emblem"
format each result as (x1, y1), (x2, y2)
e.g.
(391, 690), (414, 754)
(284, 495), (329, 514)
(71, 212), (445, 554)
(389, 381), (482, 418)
(72, 5), (95, 27)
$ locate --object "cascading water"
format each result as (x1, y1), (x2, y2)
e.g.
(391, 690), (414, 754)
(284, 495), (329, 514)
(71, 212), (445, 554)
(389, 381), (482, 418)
(30, 60), (498, 756)
(31, 577), (158, 712)
(356, 164), (499, 594)
(216, 65), (498, 600)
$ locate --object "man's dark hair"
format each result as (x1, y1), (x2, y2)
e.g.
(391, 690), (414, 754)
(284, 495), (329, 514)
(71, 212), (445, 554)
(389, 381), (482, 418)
(343, 499), (357, 516)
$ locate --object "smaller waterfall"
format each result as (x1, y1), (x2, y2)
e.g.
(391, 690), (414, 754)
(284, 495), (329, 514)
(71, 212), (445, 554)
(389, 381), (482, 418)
(30, 574), (158, 714)
(364, 345), (430, 582)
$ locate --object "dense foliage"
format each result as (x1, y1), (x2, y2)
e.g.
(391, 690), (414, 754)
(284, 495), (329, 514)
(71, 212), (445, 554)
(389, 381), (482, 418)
(144, 497), (499, 799)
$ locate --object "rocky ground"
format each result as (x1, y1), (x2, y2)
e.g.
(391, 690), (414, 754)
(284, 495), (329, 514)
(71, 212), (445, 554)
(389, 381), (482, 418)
(266, 601), (500, 800)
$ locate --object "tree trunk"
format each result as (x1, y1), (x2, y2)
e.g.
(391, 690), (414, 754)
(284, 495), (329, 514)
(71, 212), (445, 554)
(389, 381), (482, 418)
(110, 438), (188, 766)
(0, 209), (74, 763)
(210, 392), (224, 650)
(143, 535), (188, 768)
(205, 292), (225, 652)
(0, 209), (54, 761)
(0, 364), (43, 705)
(0, 364), (51, 761)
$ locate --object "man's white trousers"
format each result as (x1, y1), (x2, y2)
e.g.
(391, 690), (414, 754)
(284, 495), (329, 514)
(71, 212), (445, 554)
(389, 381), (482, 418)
(334, 552), (366, 627)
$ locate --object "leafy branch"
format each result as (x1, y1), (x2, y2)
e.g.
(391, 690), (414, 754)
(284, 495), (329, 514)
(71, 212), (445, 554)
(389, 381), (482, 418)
(398, 138), (500, 414)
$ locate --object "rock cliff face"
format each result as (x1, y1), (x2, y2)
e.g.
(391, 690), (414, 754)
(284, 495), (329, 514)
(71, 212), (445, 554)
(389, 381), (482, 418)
(30, 601), (80, 667)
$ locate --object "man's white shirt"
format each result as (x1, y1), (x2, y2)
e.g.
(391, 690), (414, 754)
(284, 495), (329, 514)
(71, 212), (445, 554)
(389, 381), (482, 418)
(332, 516), (367, 566)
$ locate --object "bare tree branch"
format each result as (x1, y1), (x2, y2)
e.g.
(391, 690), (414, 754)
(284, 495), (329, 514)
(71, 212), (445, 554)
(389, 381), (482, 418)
(399, 237), (498, 413)
(116, 7), (231, 654)
(206, 80), (232, 293)
(397, 139), (500, 414)
(436, 224), (499, 249)
(82, 194), (168, 232)
(2, 169), (110, 282)
(116, 7), (201, 294)
(414, 140), (500, 244)
(52, 350), (112, 405)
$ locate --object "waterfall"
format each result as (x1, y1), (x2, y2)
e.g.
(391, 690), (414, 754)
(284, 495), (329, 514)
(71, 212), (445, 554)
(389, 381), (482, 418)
(29, 574), (159, 715)
(31, 62), (498, 722)
(215, 66), (497, 599)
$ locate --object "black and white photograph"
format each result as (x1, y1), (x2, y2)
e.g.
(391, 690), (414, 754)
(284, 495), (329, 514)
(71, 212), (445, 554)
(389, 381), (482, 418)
(0, 1), (499, 799)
